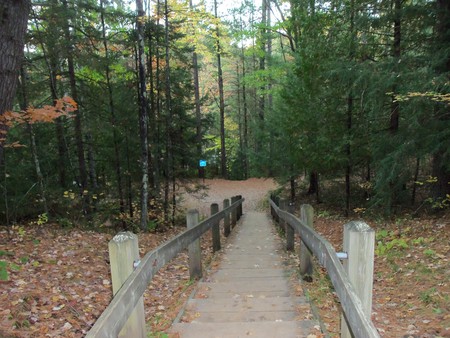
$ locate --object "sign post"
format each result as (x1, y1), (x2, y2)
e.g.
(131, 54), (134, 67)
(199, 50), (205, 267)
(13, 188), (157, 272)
(199, 159), (207, 183)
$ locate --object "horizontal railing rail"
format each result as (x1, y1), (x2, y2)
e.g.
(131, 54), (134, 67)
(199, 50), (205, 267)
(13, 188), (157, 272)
(269, 197), (380, 338)
(86, 196), (244, 338)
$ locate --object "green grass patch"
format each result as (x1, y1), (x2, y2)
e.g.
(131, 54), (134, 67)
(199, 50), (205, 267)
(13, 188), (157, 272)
(0, 261), (9, 281)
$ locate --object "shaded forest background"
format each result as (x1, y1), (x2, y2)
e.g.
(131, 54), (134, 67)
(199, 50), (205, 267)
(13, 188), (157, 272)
(0, 0), (449, 230)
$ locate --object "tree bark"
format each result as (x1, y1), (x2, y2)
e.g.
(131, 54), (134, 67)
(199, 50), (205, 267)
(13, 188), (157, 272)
(190, 0), (203, 177)
(389, 0), (401, 133)
(19, 67), (49, 215)
(61, 0), (89, 212)
(431, 0), (450, 200)
(136, 0), (149, 229)
(164, 0), (175, 225)
(101, 0), (124, 215)
(214, 0), (227, 179)
(0, 0), (30, 167)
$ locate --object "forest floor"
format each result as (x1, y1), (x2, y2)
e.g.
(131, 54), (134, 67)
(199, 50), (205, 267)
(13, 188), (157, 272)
(0, 178), (448, 337)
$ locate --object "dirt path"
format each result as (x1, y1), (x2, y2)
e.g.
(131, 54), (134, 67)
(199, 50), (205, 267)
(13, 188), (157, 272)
(179, 178), (278, 216)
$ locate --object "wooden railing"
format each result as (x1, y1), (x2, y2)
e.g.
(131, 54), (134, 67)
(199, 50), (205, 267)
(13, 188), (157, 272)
(86, 195), (244, 338)
(269, 197), (380, 338)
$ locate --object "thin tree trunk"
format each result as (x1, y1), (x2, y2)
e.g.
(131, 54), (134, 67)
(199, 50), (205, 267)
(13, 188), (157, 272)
(214, 0), (227, 179)
(411, 158), (420, 205)
(259, 0), (267, 124)
(19, 67), (49, 215)
(136, 0), (149, 229)
(101, 0), (125, 214)
(62, 0), (89, 212)
(164, 0), (175, 224)
(190, 0), (203, 177)
(126, 136), (133, 218)
(241, 39), (249, 179)
(345, 0), (356, 217)
(236, 61), (244, 178)
(147, 19), (160, 199)
(389, 0), (401, 133)
(33, 0), (68, 188)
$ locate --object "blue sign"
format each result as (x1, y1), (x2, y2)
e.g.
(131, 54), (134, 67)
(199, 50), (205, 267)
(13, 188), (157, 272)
(199, 160), (207, 167)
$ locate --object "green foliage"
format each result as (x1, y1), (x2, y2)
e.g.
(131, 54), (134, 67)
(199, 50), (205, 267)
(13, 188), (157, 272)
(0, 261), (9, 281)
(376, 238), (409, 256)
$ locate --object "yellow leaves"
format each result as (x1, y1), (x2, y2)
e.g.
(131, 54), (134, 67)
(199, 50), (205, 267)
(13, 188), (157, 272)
(353, 207), (366, 213)
(425, 176), (438, 183)
(4, 141), (26, 148)
(393, 91), (450, 105)
(63, 191), (76, 200)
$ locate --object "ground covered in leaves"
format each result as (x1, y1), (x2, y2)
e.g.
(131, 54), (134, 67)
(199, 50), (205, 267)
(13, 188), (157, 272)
(301, 210), (450, 338)
(0, 178), (449, 337)
(0, 178), (276, 337)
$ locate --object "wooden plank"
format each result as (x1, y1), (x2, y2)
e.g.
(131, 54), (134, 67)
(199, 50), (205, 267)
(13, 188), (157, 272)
(211, 203), (221, 252)
(108, 232), (146, 338)
(269, 199), (379, 338)
(341, 221), (375, 338)
(86, 198), (244, 338)
(299, 205), (314, 279)
(223, 199), (230, 237)
(187, 210), (202, 279)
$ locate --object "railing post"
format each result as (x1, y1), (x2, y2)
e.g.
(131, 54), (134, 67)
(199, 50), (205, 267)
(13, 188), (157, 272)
(108, 232), (146, 338)
(341, 221), (375, 338)
(286, 202), (295, 251)
(299, 204), (314, 281)
(231, 196), (238, 228)
(223, 198), (230, 237)
(270, 194), (275, 219)
(279, 199), (287, 232)
(211, 203), (221, 252)
(187, 209), (202, 279)
(237, 195), (243, 219)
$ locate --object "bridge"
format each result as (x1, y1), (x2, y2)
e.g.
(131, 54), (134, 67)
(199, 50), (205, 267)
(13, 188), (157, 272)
(86, 195), (380, 338)
(170, 211), (319, 337)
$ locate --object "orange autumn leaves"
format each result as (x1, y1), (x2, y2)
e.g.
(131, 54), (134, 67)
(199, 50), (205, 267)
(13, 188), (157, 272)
(0, 96), (77, 147)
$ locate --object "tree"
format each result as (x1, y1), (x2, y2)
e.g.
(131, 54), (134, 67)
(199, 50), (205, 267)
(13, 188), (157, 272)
(214, 0), (228, 179)
(136, 0), (150, 229)
(0, 0), (31, 167)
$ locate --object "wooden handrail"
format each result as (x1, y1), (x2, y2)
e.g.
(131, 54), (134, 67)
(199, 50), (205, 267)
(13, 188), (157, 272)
(86, 197), (244, 338)
(269, 198), (380, 338)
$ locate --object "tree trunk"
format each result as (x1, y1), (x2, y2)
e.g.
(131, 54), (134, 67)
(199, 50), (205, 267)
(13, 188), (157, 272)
(190, 0), (203, 177)
(431, 0), (450, 201)
(241, 20), (249, 179)
(136, 0), (149, 229)
(0, 0), (30, 167)
(164, 0), (175, 224)
(62, 0), (89, 212)
(214, 0), (227, 179)
(389, 0), (401, 133)
(35, 0), (68, 189)
(345, 0), (356, 217)
(19, 67), (49, 215)
(101, 0), (125, 215)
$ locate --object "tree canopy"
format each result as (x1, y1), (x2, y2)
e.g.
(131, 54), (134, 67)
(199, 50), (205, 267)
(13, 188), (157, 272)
(0, 0), (448, 228)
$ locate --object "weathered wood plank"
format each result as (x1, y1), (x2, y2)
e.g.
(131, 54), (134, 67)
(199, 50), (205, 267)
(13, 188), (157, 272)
(299, 204), (314, 279)
(211, 203), (221, 252)
(108, 232), (146, 338)
(269, 199), (379, 338)
(86, 198), (244, 338)
(187, 209), (202, 279)
(341, 221), (375, 338)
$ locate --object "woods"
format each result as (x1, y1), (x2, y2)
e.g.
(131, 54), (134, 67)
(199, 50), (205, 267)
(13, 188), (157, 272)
(0, 0), (449, 228)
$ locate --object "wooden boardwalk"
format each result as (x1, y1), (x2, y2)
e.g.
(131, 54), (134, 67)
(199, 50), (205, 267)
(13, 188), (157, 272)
(170, 211), (320, 338)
